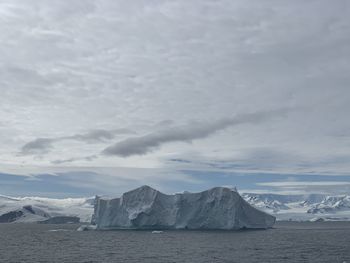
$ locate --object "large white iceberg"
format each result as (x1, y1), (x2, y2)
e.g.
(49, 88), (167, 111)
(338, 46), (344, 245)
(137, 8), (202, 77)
(92, 186), (276, 230)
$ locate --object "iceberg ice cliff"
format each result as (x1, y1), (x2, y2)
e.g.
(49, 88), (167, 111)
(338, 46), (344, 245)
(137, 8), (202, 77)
(92, 186), (275, 230)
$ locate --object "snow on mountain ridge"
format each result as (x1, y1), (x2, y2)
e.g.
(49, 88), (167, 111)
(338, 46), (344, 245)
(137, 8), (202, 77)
(307, 195), (350, 214)
(0, 195), (94, 223)
(243, 193), (350, 221)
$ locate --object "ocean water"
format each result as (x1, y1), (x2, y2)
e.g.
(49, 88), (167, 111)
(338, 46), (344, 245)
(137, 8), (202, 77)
(0, 222), (349, 263)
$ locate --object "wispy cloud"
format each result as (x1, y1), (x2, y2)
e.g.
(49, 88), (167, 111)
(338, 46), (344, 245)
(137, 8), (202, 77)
(50, 155), (98, 165)
(102, 109), (289, 157)
(258, 181), (350, 187)
(20, 128), (135, 155)
(257, 181), (350, 195)
(21, 138), (57, 155)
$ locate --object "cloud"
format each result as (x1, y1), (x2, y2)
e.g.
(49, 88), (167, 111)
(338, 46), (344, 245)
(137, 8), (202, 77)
(20, 128), (135, 155)
(102, 109), (289, 157)
(256, 181), (350, 195)
(257, 181), (350, 187)
(69, 129), (134, 143)
(20, 138), (57, 155)
(1, 0), (350, 188)
(51, 155), (98, 165)
(0, 167), (200, 197)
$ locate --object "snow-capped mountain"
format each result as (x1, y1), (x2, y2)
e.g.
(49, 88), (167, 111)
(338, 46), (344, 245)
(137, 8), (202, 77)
(0, 195), (94, 223)
(307, 195), (350, 214)
(242, 193), (350, 221)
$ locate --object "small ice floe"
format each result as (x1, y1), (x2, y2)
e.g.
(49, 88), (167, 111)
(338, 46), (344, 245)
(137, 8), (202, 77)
(48, 229), (69, 232)
(77, 225), (97, 231)
(151, 230), (163, 234)
(309, 217), (325, 222)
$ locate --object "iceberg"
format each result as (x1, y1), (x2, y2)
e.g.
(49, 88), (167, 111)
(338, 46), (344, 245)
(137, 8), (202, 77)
(92, 186), (275, 230)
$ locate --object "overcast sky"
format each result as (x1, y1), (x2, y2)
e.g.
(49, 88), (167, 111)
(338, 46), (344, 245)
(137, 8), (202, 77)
(1, 0), (350, 197)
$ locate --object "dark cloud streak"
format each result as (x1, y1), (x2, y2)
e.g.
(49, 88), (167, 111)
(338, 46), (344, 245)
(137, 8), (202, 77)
(20, 128), (135, 155)
(20, 138), (57, 155)
(51, 155), (98, 165)
(102, 109), (290, 157)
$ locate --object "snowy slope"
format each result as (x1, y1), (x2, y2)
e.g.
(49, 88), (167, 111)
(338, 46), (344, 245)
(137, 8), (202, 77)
(242, 193), (350, 221)
(0, 195), (94, 223)
(306, 195), (350, 220)
(93, 186), (276, 230)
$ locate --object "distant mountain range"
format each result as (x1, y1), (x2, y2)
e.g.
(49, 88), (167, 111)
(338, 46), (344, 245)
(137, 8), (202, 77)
(1, 191), (349, 223)
(0, 195), (94, 223)
(242, 193), (350, 221)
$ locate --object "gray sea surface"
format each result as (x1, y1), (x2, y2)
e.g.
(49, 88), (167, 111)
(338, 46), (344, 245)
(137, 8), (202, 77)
(0, 221), (349, 263)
